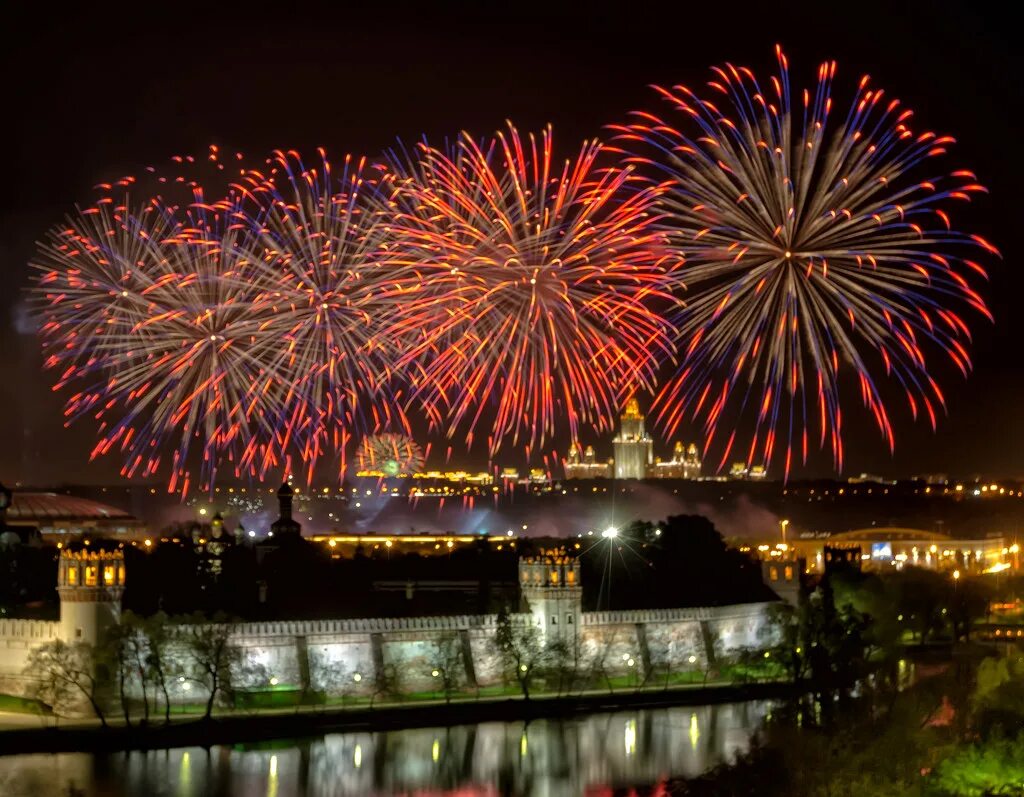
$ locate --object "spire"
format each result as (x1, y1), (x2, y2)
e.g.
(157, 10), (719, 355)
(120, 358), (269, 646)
(270, 482), (302, 538)
(277, 482), (294, 520)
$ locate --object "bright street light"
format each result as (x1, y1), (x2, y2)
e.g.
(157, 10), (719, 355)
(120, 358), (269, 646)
(602, 526), (619, 539)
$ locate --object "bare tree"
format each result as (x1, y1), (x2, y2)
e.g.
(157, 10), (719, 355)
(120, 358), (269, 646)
(584, 631), (620, 694)
(102, 618), (136, 725)
(182, 614), (243, 719)
(493, 608), (545, 700)
(370, 661), (402, 708)
(307, 648), (351, 706)
(428, 632), (464, 703)
(142, 613), (179, 724)
(544, 639), (578, 696)
(25, 640), (107, 727)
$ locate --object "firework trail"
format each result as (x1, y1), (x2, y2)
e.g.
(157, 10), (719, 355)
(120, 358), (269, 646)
(384, 122), (678, 458)
(612, 46), (997, 476)
(33, 147), (431, 492)
(239, 150), (417, 482)
(34, 194), (285, 495)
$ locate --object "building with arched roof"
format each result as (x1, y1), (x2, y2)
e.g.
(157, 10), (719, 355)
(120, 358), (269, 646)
(2, 490), (147, 541)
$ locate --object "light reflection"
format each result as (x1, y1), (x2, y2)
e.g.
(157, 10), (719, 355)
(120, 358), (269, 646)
(0, 702), (773, 797)
(267, 755), (278, 797)
(624, 718), (637, 756)
(179, 751), (191, 796)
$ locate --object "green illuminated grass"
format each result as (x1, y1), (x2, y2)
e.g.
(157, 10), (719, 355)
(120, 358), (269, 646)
(0, 693), (51, 715)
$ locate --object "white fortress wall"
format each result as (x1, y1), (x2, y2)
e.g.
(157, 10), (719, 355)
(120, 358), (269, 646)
(0, 619), (60, 694)
(2, 549), (780, 702)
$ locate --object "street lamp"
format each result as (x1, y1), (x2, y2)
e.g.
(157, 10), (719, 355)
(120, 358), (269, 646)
(780, 519), (790, 547)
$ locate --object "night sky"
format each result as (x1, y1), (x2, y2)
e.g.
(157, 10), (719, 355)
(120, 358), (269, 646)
(1, 1), (1020, 485)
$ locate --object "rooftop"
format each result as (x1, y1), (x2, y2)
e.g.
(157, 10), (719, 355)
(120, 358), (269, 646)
(6, 492), (137, 523)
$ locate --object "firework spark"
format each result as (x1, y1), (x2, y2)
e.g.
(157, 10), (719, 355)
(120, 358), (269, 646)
(34, 194), (285, 495)
(239, 150), (416, 482)
(612, 46), (996, 476)
(385, 123), (677, 458)
(356, 432), (426, 476)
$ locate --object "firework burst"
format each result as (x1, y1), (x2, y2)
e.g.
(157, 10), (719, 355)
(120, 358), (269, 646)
(385, 123), (678, 458)
(34, 194), (285, 495)
(238, 150), (415, 481)
(612, 46), (997, 476)
(356, 432), (426, 476)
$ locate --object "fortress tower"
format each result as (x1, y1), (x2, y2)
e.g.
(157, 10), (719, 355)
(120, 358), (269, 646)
(57, 549), (125, 646)
(519, 548), (582, 648)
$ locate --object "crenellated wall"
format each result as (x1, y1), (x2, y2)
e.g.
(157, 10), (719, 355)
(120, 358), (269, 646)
(0, 551), (779, 704)
(0, 619), (60, 695)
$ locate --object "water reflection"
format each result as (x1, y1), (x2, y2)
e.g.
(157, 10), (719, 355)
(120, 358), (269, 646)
(0, 701), (771, 796)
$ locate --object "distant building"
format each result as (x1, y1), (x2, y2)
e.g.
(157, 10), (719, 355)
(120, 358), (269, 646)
(914, 473), (950, 486)
(847, 473), (894, 485)
(612, 398), (654, 480)
(728, 463), (767, 481)
(651, 441), (702, 480)
(1, 487), (147, 542)
(563, 443), (612, 480)
(564, 399), (702, 481)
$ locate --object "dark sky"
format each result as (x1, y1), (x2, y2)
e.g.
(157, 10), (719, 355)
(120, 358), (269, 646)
(1, 1), (1020, 485)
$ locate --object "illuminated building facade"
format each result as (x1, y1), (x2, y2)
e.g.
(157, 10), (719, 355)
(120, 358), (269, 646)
(729, 463), (767, 480)
(652, 442), (702, 480)
(519, 548), (582, 646)
(0, 547), (776, 705)
(563, 400), (702, 481)
(743, 528), (1013, 576)
(564, 444), (612, 480)
(612, 398), (654, 480)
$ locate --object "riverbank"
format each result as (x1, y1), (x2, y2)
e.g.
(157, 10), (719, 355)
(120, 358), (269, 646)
(0, 678), (793, 755)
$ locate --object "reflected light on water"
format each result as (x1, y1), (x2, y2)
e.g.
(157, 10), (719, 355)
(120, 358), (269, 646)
(0, 701), (772, 797)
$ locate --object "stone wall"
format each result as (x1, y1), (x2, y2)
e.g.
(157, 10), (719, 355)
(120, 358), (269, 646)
(0, 603), (776, 701)
(0, 619), (60, 695)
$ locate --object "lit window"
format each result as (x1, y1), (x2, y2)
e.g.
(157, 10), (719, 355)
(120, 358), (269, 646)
(84, 566), (97, 586)
(567, 570), (576, 584)
(103, 566), (115, 585)
(784, 566), (794, 580)
(550, 570), (559, 585)
(67, 567), (78, 585)
(118, 566), (125, 583)
(769, 567), (779, 581)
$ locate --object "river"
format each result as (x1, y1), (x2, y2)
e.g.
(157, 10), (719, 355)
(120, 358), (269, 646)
(0, 700), (772, 796)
